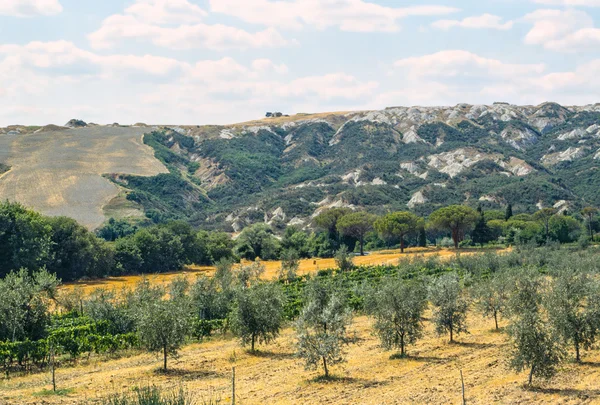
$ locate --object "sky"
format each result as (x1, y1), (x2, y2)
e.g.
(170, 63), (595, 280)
(1, 0), (600, 126)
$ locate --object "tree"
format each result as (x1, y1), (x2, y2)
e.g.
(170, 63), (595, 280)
(0, 201), (52, 277)
(581, 207), (598, 241)
(374, 211), (420, 253)
(471, 206), (493, 247)
(506, 270), (563, 386)
(473, 272), (508, 331)
(235, 224), (280, 261)
(279, 249), (300, 281)
(296, 280), (353, 378)
(204, 231), (234, 263)
(136, 294), (192, 371)
(334, 245), (354, 271)
(230, 283), (285, 352)
(546, 270), (600, 362)
(533, 208), (556, 242)
(428, 273), (469, 343)
(418, 225), (427, 248)
(505, 204), (513, 221)
(337, 212), (376, 255)
(281, 226), (310, 258)
(313, 208), (352, 244)
(428, 205), (478, 249)
(548, 215), (582, 243)
(131, 227), (186, 273)
(96, 218), (137, 241)
(0, 269), (59, 342)
(366, 278), (427, 357)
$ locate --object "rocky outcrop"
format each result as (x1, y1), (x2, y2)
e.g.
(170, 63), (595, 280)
(500, 126), (538, 150)
(407, 191), (428, 208)
(541, 147), (586, 165)
(65, 119), (87, 128)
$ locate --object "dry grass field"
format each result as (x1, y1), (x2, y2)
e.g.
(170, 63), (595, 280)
(3, 311), (600, 405)
(0, 127), (167, 229)
(63, 248), (487, 295)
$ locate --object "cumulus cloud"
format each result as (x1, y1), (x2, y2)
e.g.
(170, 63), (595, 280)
(0, 0), (62, 17)
(524, 9), (600, 51)
(532, 0), (600, 6)
(432, 14), (513, 30)
(209, 0), (458, 32)
(89, 0), (291, 50)
(0, 40), (377, 125)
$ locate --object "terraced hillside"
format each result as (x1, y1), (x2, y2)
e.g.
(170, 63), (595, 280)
(0, 126), (167, 228)
(2, 102), (600, 230)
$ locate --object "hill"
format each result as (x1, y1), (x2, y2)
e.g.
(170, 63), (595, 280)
(1, 102), (600, 229)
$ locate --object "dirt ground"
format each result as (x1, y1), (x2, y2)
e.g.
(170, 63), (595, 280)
(63, 248), (493, 295)
(3, 311), (600, 405)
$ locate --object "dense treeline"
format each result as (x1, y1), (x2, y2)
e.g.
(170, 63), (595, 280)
(1, 200), (599, 282)
(3, 246), (600, 388)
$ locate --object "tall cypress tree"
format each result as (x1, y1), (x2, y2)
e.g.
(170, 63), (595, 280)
(472, 205), (492, 247)
(505, 204), (513, 221)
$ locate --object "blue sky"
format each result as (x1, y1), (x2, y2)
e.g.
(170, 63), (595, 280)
(1, 0), (600, 126)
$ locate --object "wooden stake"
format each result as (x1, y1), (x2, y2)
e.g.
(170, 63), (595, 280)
(50, 344), (56, 392)
(460, 369), (466, 405)
(232, 366), (236, 405)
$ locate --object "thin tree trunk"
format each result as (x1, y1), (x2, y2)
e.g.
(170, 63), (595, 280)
(452, 229), (459, 249)
(400, 334), (405, 356)
(528, 365), (535, 386)
(575, 341), (581, 363)
(450, 327), (453, 343)
(251, 334), (255, 352)
(400, 237), (405, 254)
(322, 356), (329, 378)
(460, 369), (466, 405)
(494, 311), (499, 331)
(163, 345), (168, 371)
(360, 235), (364, 256)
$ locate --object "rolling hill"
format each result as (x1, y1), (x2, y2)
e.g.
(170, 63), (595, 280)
(1, 102), (600, 230)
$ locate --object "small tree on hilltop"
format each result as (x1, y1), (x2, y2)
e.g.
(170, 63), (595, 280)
(366, 278), (427, 357)
(507, 269), (563, 386)
(428, 205), (478, 249)
(337, 212), (376, 256)
(230, 283), (285, 352)
(374, 211), (420, 253)
(546, 270), (600, 362)
(429, 272), (469, 343)
(296, 280), (353, 378)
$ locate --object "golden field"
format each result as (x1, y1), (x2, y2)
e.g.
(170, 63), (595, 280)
(2, 311), (600, 404)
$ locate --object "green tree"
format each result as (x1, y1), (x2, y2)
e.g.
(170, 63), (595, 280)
(471, 205), (494, 247)
(507, 269), (563, 386)
(204, 231), (234, 263)
(0, 201), (52, 277)
(235, 224), (280, 261)
(296, 280), (353, 378)
(582, 207), (599, 241)
(279, 249), (300, 281)
(337, 212), (376, 256)
(334, 245), (354, 271)
(428, 205), (478, 249)
(548, 215), (582, 243)
(0, 269), (59, 342)
(230, 283), (285, 352)
(418, 226), (427, 248)
(313, 208), (352, 244)
(473, 272), (508, 331)
(96, 218), (137, 241)
(533, 208), (556, 241)
(505, 204), (513, 221)
(428, 273), (469, 343)
(281, 226), (310, 258)
(366, 278), (427, 357)
(546, 270), (600, 362)
(374, 211), (420, 253)
(136, 291), (192, 371)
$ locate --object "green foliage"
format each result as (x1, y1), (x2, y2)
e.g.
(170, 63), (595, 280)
(234, 223), (280, 261)
(101, 385), (193, 405)
(337, 212), (376, 255)
(334, 245), (354, 272)
(472, 272), (509, 330)
(428, 205), (479, 249)
(295, 279), (353, 378)
(428, 272), (469, 342)
(366, 278), (427, 356)
(97, 218), (138, 241)
(230, 283), (285, 351)
(374, 211), (420, 253)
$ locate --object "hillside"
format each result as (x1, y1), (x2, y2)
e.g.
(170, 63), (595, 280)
(2, 102), (600, 229)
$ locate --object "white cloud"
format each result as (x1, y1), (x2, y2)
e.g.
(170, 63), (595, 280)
(432, 14), (513, 30)
(209, 0), (459, 32)
(394, 50), (545, 79)
(89, 0), (291, 50)
(0, 40), (377, 125)
(0, 0), (62, 17)
(524, 9), (600, 51)
(532, 0), (600, 6)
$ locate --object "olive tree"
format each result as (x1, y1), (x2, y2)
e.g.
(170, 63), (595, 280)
(374, 211), (420, 253)
(366, 278), (427, 357)
(533, 208), (556, 242)
(472, 272), (509, 331)
(428, 272), (469, 343)
(136, 282), (192, 371)
(428, 205), (478, 249)
(296, 280), (353, 378)
(230, 283), (285, 352)
(506, 269), (563, 386)
(337, 212), (376, 256)
(546, 270), (600, 362)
